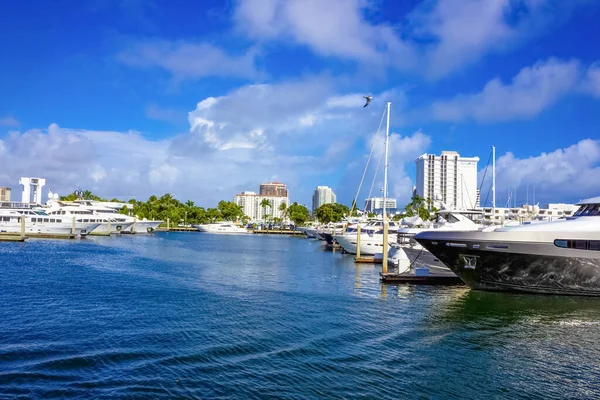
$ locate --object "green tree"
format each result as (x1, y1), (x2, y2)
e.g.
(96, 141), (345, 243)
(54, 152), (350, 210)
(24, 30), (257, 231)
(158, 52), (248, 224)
(260, 198), (271, 220)
(287, 202), (311, 226)
(206, 208), (222, 223)
(217, 200), (244, 221)
(315, 203), (350, 224)
(279, 202), (287, 221)
(403, 195), (434, 221)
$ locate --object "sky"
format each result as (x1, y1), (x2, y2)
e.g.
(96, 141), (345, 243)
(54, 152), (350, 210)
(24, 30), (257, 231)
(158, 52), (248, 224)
(1, 0), (600, 208)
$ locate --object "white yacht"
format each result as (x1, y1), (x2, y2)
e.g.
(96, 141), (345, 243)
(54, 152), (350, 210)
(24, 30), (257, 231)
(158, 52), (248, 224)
(194, 222), (249, 234)
(334, 220), (402, 255)
(396, 210), (484, 269)
(45, 201), (132, 235)
(414, 196), (600, 296)
(0, 209), (99, 236)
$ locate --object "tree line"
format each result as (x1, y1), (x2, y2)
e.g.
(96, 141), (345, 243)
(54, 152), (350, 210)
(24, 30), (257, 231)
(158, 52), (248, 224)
(60, 191), (313, 226)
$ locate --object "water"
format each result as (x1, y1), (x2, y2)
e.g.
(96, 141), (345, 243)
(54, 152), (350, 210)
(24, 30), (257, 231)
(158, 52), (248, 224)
(1, 233), (600, 399)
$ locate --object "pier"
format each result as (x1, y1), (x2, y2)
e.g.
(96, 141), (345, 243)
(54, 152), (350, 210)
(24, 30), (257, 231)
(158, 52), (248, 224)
(380, 267), (464, 285)
(252, 230), (304, 235)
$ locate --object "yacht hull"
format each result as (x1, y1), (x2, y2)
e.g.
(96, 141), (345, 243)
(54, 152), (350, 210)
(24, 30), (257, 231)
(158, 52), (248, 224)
(416, 234), (600, 296)
(89, 222), (133, 235)
(334, 234), (391, 255)
(121, 221), (163, 233)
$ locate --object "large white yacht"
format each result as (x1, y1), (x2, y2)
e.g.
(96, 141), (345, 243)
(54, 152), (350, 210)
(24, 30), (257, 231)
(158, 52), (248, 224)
(45, 201), (133, 235)
(194, 222), (249, 234)
(0, 209), (99, 236)
(414, 196), (600, 296)
(74, 200), (162, 234)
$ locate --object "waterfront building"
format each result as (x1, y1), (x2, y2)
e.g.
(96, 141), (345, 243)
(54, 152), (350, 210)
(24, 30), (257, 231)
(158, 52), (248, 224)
(0, 186), (11, 202)
(415, 151), (479, 210)
(312, 186), (336, 213)
(259, 182), (288, 197)
(233, 191), (289, 221)
(19, 177), (46, 204)
(482, 203), (579, 222)
(364, 197), (397, 214)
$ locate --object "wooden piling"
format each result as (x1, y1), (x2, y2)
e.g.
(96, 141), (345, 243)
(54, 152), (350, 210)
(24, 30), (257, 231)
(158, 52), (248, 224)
(356, 225), (361, 259)
(107, 219), (111, 235)
(167, 218), (170, 231)
(20, 216), (25, 239)
(133, 218), (137, 234)
(71, 216), (76, 235)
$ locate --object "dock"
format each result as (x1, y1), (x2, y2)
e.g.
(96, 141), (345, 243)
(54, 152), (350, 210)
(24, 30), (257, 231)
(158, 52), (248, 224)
(0, 234), (27, 242)
(354, 256), (382, 264)
(252, 230), (305, 235)
(380, 267), (464, 285)
(155, 227), (198, 232)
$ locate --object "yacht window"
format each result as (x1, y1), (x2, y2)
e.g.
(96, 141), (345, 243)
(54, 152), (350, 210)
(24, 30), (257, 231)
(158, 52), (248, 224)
(589, 241), (600, 251)
(84, 219), (89, 222)
(554, 240), (568, 248)
(44, 218), (49, 223)
(50, 219), (56, 223)
(31, 218), (36, 223)
(575, 241), (587, 250)
(2, 216), (9, 222)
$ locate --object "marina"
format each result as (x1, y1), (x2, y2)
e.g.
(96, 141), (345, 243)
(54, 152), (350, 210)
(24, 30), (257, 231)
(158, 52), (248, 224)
(1, 232), (600, 398)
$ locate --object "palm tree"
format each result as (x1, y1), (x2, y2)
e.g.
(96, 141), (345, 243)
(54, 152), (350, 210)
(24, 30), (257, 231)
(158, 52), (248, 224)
(186, 200), (195, 208)
(260, 198), (271, 221)
(279, 202), (287, 222)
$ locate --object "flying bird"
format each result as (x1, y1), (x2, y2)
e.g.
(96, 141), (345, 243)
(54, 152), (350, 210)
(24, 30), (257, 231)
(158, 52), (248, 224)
(363, 95), (372, 107)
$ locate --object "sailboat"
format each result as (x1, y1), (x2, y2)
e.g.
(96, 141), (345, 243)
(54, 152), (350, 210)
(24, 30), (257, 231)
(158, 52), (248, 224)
(334, 102), (396, 256)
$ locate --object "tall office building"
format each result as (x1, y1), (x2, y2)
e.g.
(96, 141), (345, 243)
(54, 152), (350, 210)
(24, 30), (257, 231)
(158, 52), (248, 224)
(415, 151), (479, 209)
(364, 197), (397, 214)
(0, 187), (11, 202)
(259, 182), (288, 197)
(312, 186), (336, 212)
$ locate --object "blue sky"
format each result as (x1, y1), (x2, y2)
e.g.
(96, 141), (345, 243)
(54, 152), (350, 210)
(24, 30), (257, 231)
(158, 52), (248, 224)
(1, 0), (600, 208)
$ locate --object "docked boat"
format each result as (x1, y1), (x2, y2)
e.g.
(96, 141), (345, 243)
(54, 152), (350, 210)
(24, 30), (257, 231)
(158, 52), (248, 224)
(45, 202), (132, 235)
(334, 221), (402, 255)
(414, 196), (600, 296)
(194, 222), (249, 234)
(0, 209), (99, 236)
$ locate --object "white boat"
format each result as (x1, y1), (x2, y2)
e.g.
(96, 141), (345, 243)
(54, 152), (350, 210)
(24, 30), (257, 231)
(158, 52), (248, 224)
(45, 201), (133, 235)
(0, 209), (98, 236)
(414, 196), (600, 296)
(334, 221), (402, 255)
(194, 222), (249, 234)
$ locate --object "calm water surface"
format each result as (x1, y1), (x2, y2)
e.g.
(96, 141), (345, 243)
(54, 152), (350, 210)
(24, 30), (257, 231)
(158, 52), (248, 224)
(1, 233), (599, 398)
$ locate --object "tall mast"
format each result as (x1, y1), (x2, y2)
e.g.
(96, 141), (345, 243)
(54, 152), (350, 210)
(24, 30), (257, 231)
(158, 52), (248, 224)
(383, 102), (391, 219)
(492, 145), (496, 213)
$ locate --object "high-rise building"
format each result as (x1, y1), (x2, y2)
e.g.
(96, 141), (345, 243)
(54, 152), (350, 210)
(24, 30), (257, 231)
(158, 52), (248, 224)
(0, 187), (11, 202)
(415, 151), (479, 209)
(259, 182), (288, 197)
(312, 186), (336, 212)
(364, 197), (397, 214)
(233, 191), (289, 221)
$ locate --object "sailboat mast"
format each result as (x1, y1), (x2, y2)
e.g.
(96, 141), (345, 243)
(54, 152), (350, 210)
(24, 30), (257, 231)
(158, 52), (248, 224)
(492, 145), (496, 215)
(383, 102), (391, 219)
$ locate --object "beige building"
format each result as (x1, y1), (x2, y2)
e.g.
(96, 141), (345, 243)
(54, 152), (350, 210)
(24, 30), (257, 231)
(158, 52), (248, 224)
(0, 187), (11, 202)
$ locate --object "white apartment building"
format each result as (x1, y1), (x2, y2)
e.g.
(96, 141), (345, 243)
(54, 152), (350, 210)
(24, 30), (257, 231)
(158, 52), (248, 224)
(364, 197), (397, 213)
(233, 191), (289, 221)
(482, 203), (579, 222)
(312, 186), (336, 212)
(415, 151), (479, 210)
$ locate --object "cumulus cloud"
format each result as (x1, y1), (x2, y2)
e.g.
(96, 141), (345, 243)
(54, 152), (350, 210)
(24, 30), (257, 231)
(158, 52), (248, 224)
(431, 58), (583, 122)
(0, 116), (20, 127)
(145, 104), (183, 123)
(583, 62), (600, 98)
(117, 40), (261, 80)
(479, 139), (600, 206)
(0, 78), (413, 206)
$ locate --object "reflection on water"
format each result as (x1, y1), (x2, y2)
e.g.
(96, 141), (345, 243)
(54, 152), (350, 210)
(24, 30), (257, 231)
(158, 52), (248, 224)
(0, 234), (598, 398)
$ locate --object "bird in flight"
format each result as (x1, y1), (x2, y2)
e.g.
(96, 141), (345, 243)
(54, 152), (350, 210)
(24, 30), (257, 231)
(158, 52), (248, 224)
(363, 95), (372, 107)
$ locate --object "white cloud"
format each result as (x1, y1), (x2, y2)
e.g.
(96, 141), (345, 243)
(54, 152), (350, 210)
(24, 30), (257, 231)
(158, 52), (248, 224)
(234, 0), (417, 70)
(0, 78), (413, 206)
(117, 40), (260, 80)
(583, 62), (600, 98)
(0, 116), (20, 127)
(431, 58), (582, 122)
(479, 139), (600, 205)
(232, 0), (588, 79)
